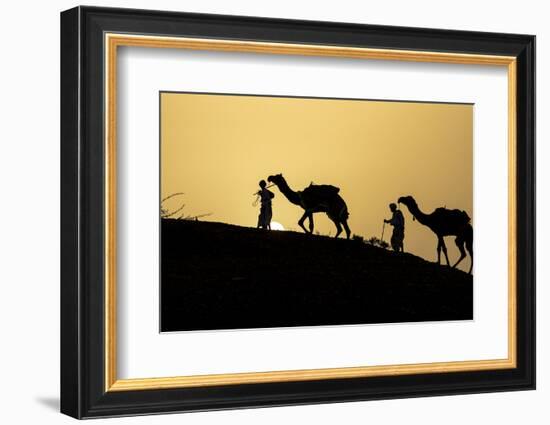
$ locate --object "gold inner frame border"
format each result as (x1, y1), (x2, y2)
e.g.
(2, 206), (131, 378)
(104, 33), (517, 392)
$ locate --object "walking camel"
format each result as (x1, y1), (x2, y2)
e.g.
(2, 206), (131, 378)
(267, 174), (351, 239)
(398, 195), (473, 274)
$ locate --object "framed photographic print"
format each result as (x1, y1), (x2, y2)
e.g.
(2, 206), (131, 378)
(60, 6), (535, 419)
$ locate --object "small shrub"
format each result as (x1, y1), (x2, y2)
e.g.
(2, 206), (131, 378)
(160, 192), (211, 220)
(352, 234), (364, 243)
(366, 236), (389, 250)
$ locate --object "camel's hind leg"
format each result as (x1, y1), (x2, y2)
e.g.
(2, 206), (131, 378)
(466, 235), (473, 275)
(455, 226), (473, 274)
(330, 217), (343, 238)
(342, 220), (351, 240)
(452, 236), (467, 269)
(307, 213), (314, 233)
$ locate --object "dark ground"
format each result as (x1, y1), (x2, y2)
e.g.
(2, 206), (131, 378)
(161, 219), (473, 332)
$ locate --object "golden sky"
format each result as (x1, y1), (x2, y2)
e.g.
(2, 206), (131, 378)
(161, 92), (472, 269)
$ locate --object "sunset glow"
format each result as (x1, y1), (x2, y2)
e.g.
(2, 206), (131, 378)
(270, 221), (285, 231)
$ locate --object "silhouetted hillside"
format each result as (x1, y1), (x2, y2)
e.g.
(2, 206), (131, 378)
(161, 219), (473, 332)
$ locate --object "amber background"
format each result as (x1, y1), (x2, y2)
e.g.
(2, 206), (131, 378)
(161, 92), (472, 268)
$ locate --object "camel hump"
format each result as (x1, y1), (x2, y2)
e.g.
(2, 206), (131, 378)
(303, 184), (340, 197)
(434, 207), (471, 225)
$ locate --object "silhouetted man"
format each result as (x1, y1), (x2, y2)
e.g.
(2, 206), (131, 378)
(384, 203), (405, 252)
(257, 180), (274, 230)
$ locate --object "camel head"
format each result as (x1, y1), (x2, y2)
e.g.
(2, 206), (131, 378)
(398, 195), (418, 220)
(267, 173), (285, 186)
(398, 195), (416, 208)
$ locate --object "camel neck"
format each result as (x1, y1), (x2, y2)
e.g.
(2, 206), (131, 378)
(407, 202), (430, 224)
(275, 179), (302, 205)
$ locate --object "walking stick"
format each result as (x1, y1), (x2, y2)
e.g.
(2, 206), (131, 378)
(380, 221), (386, 242)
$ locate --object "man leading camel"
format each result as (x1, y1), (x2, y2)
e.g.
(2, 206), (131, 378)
(256, 180), (274, 230)
(384, 203), (405, 252)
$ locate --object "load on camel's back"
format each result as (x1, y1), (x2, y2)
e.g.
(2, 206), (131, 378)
(432, 207), (471, 228)
(301, 183), (342, 209)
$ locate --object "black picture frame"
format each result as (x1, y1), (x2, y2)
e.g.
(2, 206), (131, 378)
(61, 6), (535, 419)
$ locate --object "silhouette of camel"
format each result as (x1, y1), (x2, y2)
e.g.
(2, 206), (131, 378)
(398, 195), (473, 274)
(267, 173), (351, 239)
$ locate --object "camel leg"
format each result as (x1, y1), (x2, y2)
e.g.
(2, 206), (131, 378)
(466, 237), (473, 275)
(334, 221), (343, 238)
(441, 239), (450, 266)
(308, 213), (314, 233)
(452, 253), (466, 268)
(452, 237), (467, 269)
(342, 220), (351, 240)
(328, 215), (343, 238)
(436, 238), (442, 264)
(298, 211), (311, 234)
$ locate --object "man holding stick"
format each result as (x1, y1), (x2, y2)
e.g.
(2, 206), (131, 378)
(384, 203), (405, 252)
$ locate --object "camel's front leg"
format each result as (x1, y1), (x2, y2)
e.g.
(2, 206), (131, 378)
(441, 239), (450, 266)
(436, 238), (442, 264)
(298, 211), (312, 234)
(307, 213), (314, 233)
